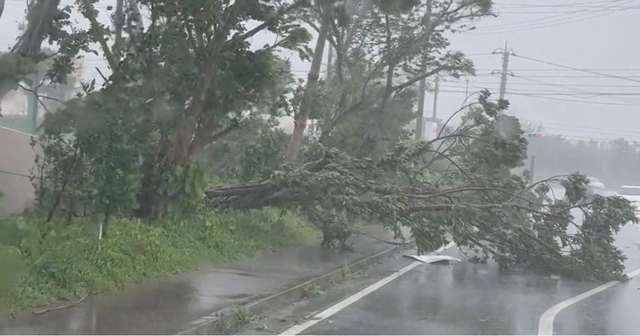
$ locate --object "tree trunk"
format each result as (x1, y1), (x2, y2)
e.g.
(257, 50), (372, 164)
(18, 0), (61, 59)
(125, 0), (144, 37)
(414, 63), (427, 141)
(113, 0), (124, 53)
(0, 0), (5, 22)
(285, 15), (330, 162)
(0, 0), (59, 104)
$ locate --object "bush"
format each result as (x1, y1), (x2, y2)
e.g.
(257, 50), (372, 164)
(0, 208), (317, 313)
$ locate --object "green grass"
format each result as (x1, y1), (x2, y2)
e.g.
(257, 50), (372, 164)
(233, 305), (252, 325)
(300, 283), (323, 298)
(0, 207), (318, 314)
(337, 261), (363, 281)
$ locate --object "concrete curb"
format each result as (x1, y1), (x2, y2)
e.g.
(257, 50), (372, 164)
(178, 243), (411, 335)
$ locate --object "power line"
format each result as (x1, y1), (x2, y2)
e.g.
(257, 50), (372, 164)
(439, 88), (640, 107)
(498, 0), (634, 8)
(441, 82), (640, 96)
(483, 0), (628, 29)
(514, 54), (640, 84)
(453, 80), (640, 88)
(474, 68), (640, 72)
(511, 75), (640, 97)
(440, 85), (640, 98)
(474, 0), (637, 34)
(497, 5), (640, 15)
(520, 118), (640, 137)
(511, 76), (640, 109)
(463, 53), (496, 57)
(508, 92), (640, 107)
(475, 74), (640, 78)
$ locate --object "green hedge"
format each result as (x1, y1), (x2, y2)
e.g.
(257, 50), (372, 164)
(0, 208), (318, 313)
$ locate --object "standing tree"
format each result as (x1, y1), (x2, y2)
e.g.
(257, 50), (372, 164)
(33, 0), (312, 227)
(285, 0), (492, 160)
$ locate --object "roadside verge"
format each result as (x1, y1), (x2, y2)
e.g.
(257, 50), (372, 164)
(179, 242), (409, 335)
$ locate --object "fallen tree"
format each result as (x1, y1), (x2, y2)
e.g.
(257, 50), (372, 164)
(206, 93), (638, 281)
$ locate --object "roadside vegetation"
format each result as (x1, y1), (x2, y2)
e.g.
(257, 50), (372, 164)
(0, 0), (638, 315)
(0, 208), (316, 313)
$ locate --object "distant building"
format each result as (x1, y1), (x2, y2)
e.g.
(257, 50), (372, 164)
(0, 57), (83, 214)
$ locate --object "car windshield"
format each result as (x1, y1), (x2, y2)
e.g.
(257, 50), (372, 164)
(617, 187), (640, 196)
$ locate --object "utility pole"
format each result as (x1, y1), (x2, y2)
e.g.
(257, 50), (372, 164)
(417, 76), (439, 141)
(492, 42), (515, 102)
(430, 76), (440, 138)
(464, 78), (469, 97)
(431, 76), (439, 121)
(25, 75), (38, 133)
(529, 155), (536, 182)
(414, 0), (432, 142)
(415, 76), (427, 141)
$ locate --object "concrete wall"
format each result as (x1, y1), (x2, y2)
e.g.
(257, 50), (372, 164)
(0, 126), (37, 214)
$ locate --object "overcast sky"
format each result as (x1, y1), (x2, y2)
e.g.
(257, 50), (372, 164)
(2, 0), (639, 142)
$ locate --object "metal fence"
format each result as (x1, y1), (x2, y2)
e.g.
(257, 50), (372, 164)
(0, 125), (38, 214)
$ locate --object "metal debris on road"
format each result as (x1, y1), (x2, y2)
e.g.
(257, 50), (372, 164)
(402, 255), (462, 264)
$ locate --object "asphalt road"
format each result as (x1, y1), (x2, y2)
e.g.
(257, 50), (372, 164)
(241, 223), (640, 335)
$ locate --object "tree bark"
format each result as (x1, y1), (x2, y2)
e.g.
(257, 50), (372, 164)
(18, 0), (61, 59)
(285, 15), (330, 162)
(125, 0), (144, 37)
(113, 0), (124, 53)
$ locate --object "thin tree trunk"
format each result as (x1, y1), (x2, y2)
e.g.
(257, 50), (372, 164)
(125, 0), (143, 37)
(285, 15), (330, 162)
(113, 0), (124, 52)
(414, 62), (427, 141)
(0, 0), (5, 22)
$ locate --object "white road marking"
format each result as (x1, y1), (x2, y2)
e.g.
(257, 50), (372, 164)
(279, 243), (457, 335)
(538, 267), (640, 335)
(280, 242), (455, 335)
(279, 261), (422, 335)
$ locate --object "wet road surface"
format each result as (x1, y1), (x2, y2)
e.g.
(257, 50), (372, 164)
(554, 275), (640, 335)
(245, 224), (640, 335)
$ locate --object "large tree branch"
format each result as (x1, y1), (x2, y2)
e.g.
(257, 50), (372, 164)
(80, 0), (118, 71)
(16, 0), (61, 59)
(392, 65), (455, 92)
(407, 202), (569, 219)
(230, 1), (303, 43)
(406, 186), (548, 208)
(505, 175), (569, 204)
(188, 120), (244, 156)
